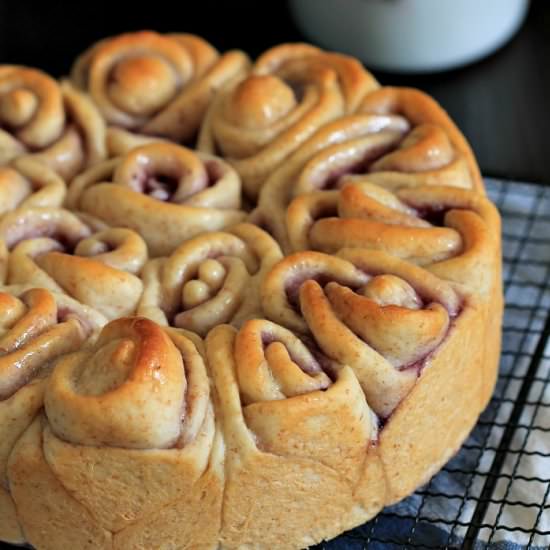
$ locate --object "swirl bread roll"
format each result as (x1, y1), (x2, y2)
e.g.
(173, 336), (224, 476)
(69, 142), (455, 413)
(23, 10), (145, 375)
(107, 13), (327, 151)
(0, 65), (106, 179)
(66, 142), (246, 256)
(206, 319), (375, 549)
(252, 84), (482, 252)
(0, 207), (148, 319)
(287, 182), (500, 290)
(0, 157), (65, 218)
(357, 87), (483, 192)
(71, 31), (250, 154)
(7, 318), (224, 549)
(138, 223), (283, 336)
(286, 182), (502, 409)
(0, 286), (105, 544)
(262, 249), (489, 505)
(262, 249), (462, 417)
(198, 43), (379, 199)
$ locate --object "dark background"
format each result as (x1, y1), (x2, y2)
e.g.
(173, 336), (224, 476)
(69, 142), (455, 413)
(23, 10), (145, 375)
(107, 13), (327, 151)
(0, 0), (548, 184)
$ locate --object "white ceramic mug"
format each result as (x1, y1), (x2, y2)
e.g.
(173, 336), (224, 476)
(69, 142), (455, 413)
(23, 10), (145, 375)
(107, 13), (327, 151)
(289, 0), (530, 73)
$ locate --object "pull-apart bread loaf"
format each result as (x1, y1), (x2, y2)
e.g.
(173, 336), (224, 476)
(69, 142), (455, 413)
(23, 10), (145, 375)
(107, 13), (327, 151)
(0, 36), (502, 550)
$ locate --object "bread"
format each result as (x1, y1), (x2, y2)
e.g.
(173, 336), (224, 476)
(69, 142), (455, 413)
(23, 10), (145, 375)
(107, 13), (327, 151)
(0, 36), (503, 550)
(357, 87), (484, 192)
(0, 286), (105, 544)
(0, 208), (148, 319)
(252, 86), (483, 252)
(0, 65), (106, 179)
(0, 156), (66, 216)
(198, 43), (380, 199)
(71, 31), (250, 155)
(66, 142), (246, 256)
(10, 318), (223, 549)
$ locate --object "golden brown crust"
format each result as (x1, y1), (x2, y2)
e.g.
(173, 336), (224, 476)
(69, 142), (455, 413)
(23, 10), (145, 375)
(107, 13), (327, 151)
(36, 320), (222, 548)
(45, 317), (186, 448)
(357, 87), (484, 193)
(0, 286), (105, 543)
(0, 207), (148, 319)
(66, 142), (246, 256)
(0, 286), (106, 397)
(0, 36), (503, 550)
(206, 322), (375, 549)
(261, 249), (460, 417)
(285, 182), (501, 296)
(72, 31), (250, 149)
(138, 222), (283, 336)
(254, 43), (379, 113)
(198, 43), (379, 199)
(0, 66), (106, 179)
(252, 102), (480, 253)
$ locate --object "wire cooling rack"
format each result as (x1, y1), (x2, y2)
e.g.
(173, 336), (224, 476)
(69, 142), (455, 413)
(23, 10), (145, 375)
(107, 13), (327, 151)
(318, 178), (550, 550)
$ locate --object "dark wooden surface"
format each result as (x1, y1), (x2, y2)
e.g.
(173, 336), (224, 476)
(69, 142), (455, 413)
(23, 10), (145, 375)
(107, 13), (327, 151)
(0, 1), (548, 184)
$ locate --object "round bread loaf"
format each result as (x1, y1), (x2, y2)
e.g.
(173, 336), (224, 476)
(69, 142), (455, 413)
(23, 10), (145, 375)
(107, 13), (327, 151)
(0, 35), (502, 550)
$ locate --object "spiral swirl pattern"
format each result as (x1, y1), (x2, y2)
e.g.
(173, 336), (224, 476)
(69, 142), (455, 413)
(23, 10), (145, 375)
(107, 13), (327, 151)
(45, 317), (187, 448)
(206, 319), (375, 548)
(0, 286), (102, 400)
(0, 207), (147, 319)
(357, 87), (483, 192)
(236, 319), (331, 403)
(66, 142), (246, 256)
(286, 183), (500, 294)
(7, 318), (220, 548)
(251, 113), (411, 251)
(0, 286), (105, 543)
(72, 31), (250, 150)
(262, 249), (460, 417)
(252, 85), (482, 251)
(139, 223), (282, 336)
(198, 43), (379, 199)
(0, 66), (106, 179)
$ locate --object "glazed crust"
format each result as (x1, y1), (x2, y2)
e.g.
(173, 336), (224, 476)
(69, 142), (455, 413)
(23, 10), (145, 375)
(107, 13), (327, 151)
(357, 87), (484, 193)
(261, 249), (461, 417)
(253, 97), (482, 253)
(285, 182), (501, 295)
(0, 66), (106, 180)
(0, 286), (105, 543)
(138, 222), (283, 336)
(198, 43), (379, 199)
(0, 207), (148, 319)
(7, 319), (223, 549)
(66, 142), (246, 256)
(71, 31), (250, 152)
(0, 37), (503, 550)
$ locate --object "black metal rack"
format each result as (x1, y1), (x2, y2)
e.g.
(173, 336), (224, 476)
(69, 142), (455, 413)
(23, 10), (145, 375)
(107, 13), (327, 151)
(319, 179), (550, 549)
